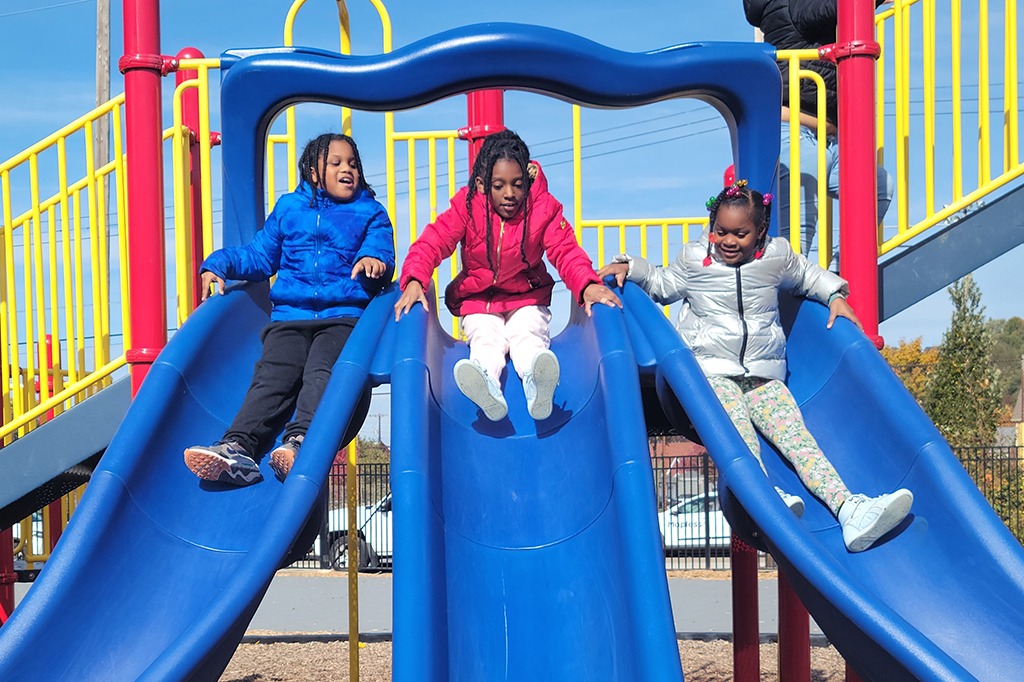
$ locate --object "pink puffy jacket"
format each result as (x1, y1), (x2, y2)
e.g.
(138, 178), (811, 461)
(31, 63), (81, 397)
(400, 162), (600, 316)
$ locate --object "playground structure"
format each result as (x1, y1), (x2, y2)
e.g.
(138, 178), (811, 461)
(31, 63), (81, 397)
(1, 0), (1024, 680)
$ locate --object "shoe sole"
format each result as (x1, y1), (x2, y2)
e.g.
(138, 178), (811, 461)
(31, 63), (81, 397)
(846, 490), (913, 552)
(270, 447), (296, 480)
(528, 351), (559, 420)
(455, 362), (507, 421)
(786, 497), (805, 519)
(184, 448), (262, 486)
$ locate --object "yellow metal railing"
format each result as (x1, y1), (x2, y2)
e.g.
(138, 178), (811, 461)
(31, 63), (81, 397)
(737, 1), (1024, 268)
(170, 58), (221, 325)
(876, 0), (1023, 255)
(777, 49), (835, 270)
(390, 131), (461, 335)
(0, 96), (130, 444)
(570, 105), (709, 277)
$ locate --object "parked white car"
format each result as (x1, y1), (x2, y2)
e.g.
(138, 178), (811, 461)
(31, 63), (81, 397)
(657, 491), (731, 553)
(322, 494), (393, 569)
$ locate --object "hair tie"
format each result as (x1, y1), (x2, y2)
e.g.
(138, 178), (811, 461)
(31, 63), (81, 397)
(762, 192), (773, 205)
(705, 196), (717, 210)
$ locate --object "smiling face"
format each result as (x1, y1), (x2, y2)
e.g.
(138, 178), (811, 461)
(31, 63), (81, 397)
(712, 203), (765, 265)
(312, 139), (361, 202)
(476, 158), (526, 220)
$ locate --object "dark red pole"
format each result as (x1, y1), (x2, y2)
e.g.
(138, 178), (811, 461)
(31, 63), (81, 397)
(175, 47), (206, 310)
(778, 571), (811, 681)
(119, 0), (167, 395)
(834, 0), (882, 346)
(459, 90), (506, 175)
(731, 535), (760, 681)
(0, 525), (12, 622)
(42, 336), (63, 550)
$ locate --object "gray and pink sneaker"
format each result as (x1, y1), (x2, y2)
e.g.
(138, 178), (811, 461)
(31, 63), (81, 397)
(184, 441), (262, 486)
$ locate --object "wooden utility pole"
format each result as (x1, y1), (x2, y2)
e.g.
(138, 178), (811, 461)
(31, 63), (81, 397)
(96, 0), (110, 181)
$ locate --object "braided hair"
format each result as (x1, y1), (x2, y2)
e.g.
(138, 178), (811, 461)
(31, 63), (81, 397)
(298, 133), (374, 206)
(465, 129), (534, 274)
(702, 179), (774, 265)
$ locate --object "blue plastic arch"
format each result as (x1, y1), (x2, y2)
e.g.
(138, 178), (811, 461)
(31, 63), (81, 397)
(218, 22), (781, 247)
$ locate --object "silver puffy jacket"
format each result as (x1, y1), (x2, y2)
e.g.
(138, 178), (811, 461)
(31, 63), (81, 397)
(623, 234), (848, 381)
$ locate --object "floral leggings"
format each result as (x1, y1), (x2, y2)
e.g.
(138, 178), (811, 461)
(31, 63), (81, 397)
(708, 375), (851, 515)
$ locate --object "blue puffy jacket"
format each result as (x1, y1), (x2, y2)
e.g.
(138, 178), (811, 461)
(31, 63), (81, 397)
(201, 181), (395, 321)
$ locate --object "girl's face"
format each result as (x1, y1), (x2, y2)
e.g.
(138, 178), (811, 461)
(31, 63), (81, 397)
(476, 158), (526, 220)
(312, 139), (361, 202)
(712, 204), (764, 265)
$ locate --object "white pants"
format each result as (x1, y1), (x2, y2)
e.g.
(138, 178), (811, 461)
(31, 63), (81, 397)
(462, 305), (551, 382)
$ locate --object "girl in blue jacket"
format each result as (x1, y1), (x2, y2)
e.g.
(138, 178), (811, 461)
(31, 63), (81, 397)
(185, 133), (395, 486)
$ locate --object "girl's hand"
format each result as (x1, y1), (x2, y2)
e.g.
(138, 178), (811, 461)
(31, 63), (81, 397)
(394, 280), (429, 321)
(353, 256), (387, 279)
(596, 262), (629, 288)
(582, 283), (622, 317)
(200, 270), (225, 301)
(827, 297), (864, 331)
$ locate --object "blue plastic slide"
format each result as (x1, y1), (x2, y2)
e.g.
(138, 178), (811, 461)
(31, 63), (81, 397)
(0, 283), (398, 680)
(619, 282), (1024, 681)
(388, 298), (682, 681)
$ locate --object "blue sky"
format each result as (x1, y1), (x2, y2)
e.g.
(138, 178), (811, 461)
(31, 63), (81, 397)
(1, 1), (1021, 441)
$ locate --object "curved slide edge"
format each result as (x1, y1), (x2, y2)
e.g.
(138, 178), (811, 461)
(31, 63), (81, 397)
(621, 282), (1024, 682)
(0, 283), (400, 681)
(388, 298), (683, 681)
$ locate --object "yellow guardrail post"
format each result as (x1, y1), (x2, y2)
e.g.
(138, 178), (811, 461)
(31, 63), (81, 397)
(345, 439), (360, 681)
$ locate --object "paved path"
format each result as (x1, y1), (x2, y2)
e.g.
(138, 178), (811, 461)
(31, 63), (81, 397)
(246, 570), (824, 640)
(15, 570), (824, 640)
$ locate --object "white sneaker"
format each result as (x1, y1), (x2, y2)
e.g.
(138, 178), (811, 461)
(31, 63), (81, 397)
(838, 489), (913, 552)
(775, 486), (805, 518)
(454, 359), (507, 421)
(524, 349), (559, 420)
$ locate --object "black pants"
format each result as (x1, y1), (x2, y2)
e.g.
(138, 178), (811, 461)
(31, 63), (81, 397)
(222, 318), (356, 456)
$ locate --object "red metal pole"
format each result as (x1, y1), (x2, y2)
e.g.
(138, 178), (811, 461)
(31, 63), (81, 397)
(41, 335), (63, 549)
(459, 90), (506, 175)
(730, 534), (760, 681)
(0, 525), (12, 623)
(778, 571), (811, 681)
(834, 0), (883, 346)
(175, 47), (207, 311)
(119, 0), (168, 395)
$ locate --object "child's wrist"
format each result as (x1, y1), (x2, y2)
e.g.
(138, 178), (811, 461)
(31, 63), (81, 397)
(828, 292), (846, 305)
(612, 253), (633, 276)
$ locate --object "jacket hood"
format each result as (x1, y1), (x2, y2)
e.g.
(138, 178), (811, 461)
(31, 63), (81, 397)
(528, 160), (550, 196)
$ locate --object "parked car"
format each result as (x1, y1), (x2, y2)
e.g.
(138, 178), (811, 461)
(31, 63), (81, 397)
(321, 494), (393, 570)
(657, 491), (731, 554)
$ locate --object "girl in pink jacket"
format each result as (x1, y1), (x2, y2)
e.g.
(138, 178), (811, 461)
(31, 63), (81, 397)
(394, 130), (620, 421)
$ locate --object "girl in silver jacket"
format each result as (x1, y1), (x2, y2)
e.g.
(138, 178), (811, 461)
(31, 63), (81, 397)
(599, 180), (912, 552)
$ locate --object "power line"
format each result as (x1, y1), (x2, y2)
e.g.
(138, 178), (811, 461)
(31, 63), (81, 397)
(0, 0), (91, 19)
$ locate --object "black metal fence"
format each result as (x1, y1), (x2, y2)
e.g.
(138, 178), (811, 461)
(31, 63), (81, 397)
(289, 443), (1024, 571)
(957, 445), (1024, 543)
